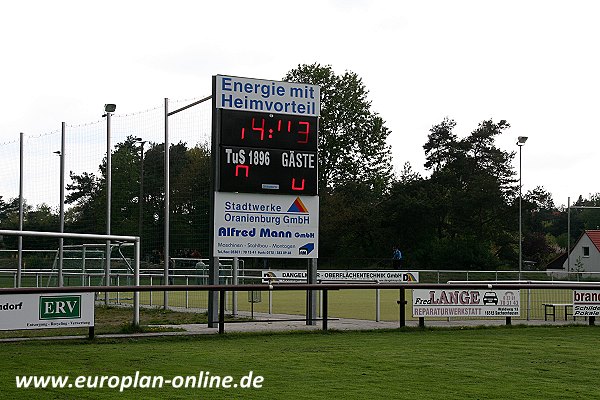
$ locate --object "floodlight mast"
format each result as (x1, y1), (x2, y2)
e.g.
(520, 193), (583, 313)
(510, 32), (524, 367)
(104, 104), (115, 305)
(517, 136), (528, 280)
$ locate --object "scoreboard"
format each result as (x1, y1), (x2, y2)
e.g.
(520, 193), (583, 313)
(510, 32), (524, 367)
(211, 75), (320, 260)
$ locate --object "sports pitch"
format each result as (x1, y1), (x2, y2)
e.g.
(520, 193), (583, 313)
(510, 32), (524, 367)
(2, 325), (599, 399)
(130, 287), (573, 321)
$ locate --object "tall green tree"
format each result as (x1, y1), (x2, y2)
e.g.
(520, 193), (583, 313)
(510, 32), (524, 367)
(65, 137), (212, 261)
(283, 63), (393, 195)
(283, 64), (394, 260)
(401, 118), (519, 269)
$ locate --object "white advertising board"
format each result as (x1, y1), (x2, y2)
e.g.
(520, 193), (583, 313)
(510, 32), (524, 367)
(412, 289), (520, 318)
(0, 292), (94, 330)
(262, 270), (419, 283)
(573, 290), (600, 316)
(215, 75), (320, 116)
(213, 192), (318, 258)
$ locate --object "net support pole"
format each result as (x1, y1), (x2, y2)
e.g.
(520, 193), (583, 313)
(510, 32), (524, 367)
(133, 237), (140, 326)
(164, 98), (170, 308)
(58, 122), (65, 287)
(105, 111), (112, 305)
(17, 132), (24, 288)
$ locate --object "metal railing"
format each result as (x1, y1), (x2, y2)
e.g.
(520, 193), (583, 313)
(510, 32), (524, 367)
(0, 229), (141, 325)
(1, 281), (600, 334)
(2, 264), (599, 322)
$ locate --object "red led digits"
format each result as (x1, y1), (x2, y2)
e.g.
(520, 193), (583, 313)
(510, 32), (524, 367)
(297, 121), (310, 144)
(235, 165), (249, 177)
(251, 117), (265, 140)
(291, 178), (305, 191)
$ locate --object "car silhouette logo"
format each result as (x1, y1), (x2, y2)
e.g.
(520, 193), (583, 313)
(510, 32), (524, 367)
(483, 292), (499, 305)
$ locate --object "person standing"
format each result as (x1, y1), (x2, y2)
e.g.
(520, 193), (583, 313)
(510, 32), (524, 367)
(392, 246), (403, 269)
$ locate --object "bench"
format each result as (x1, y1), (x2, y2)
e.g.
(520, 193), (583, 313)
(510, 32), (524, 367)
(542, 303), (574, 321)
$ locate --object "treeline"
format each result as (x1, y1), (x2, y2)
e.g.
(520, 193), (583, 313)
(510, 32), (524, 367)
(1, 64), (599, 270)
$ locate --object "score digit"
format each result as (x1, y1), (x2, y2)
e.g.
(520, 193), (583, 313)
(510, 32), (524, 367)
(252, 117), (265, 140)
(297, 121), (310, 144)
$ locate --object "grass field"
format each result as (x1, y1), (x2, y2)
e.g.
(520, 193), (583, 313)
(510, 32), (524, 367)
(2, 325), (599, 399)
(119, 287), (574, 321)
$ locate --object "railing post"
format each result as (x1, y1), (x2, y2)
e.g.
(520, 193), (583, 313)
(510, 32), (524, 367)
(399, 288), (407, 328)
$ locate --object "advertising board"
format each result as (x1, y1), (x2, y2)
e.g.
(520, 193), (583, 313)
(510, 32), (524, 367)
(261, 270), (419, 283)
(573, 290), (600, 317)
(412, 289), (520, 318)
(0, 292), (94, 330)
(213, 192), (318, 258)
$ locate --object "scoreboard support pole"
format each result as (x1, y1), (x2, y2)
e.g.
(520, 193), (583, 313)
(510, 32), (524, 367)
(306, 258), (318, 325)
(207, 257), (220, 328)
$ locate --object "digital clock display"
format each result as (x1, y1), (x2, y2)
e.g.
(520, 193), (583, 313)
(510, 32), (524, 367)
(220, 109), (318, 151)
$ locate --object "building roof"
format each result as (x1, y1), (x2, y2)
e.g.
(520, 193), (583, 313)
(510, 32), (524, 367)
(587, 230), (600, 252)
(546, 230), (600, 271)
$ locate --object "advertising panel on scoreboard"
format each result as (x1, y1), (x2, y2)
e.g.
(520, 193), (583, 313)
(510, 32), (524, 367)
(213, 192), (318, 258)
(215, 75), (320, 116)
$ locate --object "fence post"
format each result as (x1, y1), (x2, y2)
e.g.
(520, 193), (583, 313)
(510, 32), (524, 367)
(376, 287), (381, 322)
(149, 275), (153, 306)
(185, 276), (189, 309)
(81, 245), (87, 286)
(322, 289), (328, 331)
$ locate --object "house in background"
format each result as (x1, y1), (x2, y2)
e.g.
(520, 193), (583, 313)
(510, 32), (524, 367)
(547, 230), (600, 275)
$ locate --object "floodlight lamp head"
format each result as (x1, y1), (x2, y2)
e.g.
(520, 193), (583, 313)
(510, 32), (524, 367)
(517, 136), (528, 145)
(104, 104), (116, 113)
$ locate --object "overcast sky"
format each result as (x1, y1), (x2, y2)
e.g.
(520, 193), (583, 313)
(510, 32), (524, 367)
(1, 0), (598, 207)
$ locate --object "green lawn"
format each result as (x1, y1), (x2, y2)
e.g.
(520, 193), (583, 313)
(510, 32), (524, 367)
(0, 306), (208, 339)
(2, 326), (599, 399)
(119, 287), (574, 321)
